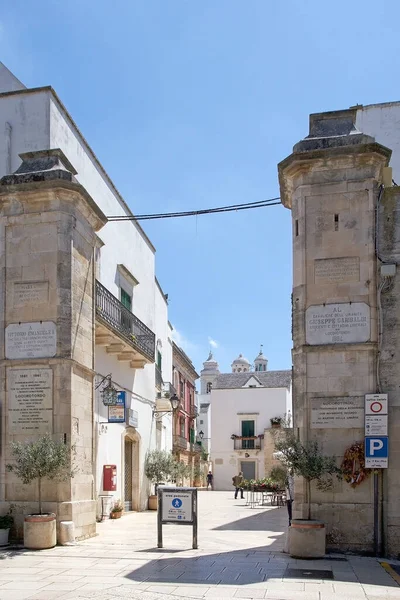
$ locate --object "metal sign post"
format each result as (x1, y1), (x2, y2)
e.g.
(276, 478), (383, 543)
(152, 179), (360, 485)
(157, 486), (198, 549)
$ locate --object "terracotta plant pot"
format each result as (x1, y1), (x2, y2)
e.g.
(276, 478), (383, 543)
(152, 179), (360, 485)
(24, 514), (56, 550)
(110, 511), (122, 519)
(148, 495), (157, 510)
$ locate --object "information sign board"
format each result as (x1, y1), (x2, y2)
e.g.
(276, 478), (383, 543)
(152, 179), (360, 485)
(108, 391), (125, 423)
(365, 436), (388, 468)
(365, 394), (388, 415)
(161, 491), (193, 522)
(365, 414), (388, 436)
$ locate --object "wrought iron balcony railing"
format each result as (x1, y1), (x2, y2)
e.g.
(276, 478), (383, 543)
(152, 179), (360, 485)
(155, 365), (163, 389)
(173, 434), (189, 451)
(233, 436), (262, 451)
(188, 405), (198, 419)
(95, 280), (155, 362)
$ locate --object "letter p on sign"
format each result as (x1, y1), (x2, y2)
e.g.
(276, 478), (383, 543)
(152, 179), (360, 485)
(370, 439), (384, 454)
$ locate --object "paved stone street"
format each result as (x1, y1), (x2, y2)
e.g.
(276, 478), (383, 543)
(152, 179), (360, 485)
(0, 492), (399, 600)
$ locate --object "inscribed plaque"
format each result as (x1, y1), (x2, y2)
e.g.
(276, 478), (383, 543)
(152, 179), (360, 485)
(311, 397), (364, 429)
(306, 303), (370, 345)
(5, 321), (57, 359)
(13, 281), (49, 307)
(314, 257), (360, 283)
(8, 368), (53, 434)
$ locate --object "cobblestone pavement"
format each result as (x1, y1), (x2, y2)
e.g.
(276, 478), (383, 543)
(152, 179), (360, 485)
(0, 491), (399, 600)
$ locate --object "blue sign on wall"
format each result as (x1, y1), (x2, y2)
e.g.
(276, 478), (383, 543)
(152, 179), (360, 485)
(108, 391), (126, 423)
(365, 436), (388, 458)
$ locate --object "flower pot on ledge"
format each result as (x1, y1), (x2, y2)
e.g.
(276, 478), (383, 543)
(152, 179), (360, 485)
(148, 495), (158, 510)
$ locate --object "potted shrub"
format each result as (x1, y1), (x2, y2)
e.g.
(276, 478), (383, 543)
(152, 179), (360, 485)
(145, 450), (174, 510)
(0, 514), (14, 547)
(6, 434), (75, 550)
(270, 417), (282, 429)
(273, 427), (341, 558)
(171, 459), (190, 486)
(110, 499), (124, 519)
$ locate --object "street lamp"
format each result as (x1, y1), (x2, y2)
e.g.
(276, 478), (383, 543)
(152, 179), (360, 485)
(96, 374), (119, 406)
(153, 393), (180, 419)
(199, 430), (204, 440)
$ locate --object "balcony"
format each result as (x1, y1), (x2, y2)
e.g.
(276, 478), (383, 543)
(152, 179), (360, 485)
(233, 436), (262, 451)
(95, 280), (155, 368)
(173, 435), (189, 452)
(188, 405), (198, 419)
(155, 365), (163, 389)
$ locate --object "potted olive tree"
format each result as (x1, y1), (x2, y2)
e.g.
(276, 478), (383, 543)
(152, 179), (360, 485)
(6, 434), (75, 550)
(0, 514), (14, 546)
(145, 450), (174, 510)
(273, 427), (341, 558)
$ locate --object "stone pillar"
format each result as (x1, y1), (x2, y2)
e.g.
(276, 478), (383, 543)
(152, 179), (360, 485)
(278, 110), (391, 553)
(0, 150), (106, 540)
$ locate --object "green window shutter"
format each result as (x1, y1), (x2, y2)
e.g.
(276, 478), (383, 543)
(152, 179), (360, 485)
(121, 289), (132, 311)
(241, 420), (255, 437)
(157, 351), (162, 370)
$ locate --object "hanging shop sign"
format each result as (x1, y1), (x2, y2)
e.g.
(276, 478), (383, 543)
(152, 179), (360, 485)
(108, 391), (126, 423)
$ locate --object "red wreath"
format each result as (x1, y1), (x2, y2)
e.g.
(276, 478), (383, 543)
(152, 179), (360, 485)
(341, 441), (371, 487)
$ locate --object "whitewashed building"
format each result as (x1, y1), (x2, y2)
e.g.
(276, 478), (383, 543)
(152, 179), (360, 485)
(208, 350), (292, 490)
(0, 62), (175, 522)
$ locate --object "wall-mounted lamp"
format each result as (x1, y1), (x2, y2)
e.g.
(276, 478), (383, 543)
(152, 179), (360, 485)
(96, 374), (119, 406)
(153, 393), (180, 419)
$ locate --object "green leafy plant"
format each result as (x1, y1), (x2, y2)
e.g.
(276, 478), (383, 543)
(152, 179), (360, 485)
(272, 428), (341, 520)
(6, 434), (75, 515)
(171, 459), (191, 486)
(270, 416), (282, 426)
(269, 465), (288, 489)
(144, 450), (174, 492)
(110, 499), (124, 513)
(0, 514), (14, 529)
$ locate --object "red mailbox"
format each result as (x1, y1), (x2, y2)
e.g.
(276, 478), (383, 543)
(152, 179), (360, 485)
(103, 465), (117, 492)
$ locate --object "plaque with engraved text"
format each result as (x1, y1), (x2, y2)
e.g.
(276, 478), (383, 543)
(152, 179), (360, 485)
(314, 257), (360, 284)
(5, 322), (57, 359)
(311, 397), (364, 429)
(306, 303), (370, 345)
(8, 368), (53, 434)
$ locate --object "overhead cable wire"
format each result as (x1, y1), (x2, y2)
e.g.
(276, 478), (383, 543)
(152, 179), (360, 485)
(106, 196), (281, 221)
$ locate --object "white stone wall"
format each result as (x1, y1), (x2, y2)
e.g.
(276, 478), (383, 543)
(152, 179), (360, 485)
(0, 78), (173, 514)
(210, 386), (289, 490)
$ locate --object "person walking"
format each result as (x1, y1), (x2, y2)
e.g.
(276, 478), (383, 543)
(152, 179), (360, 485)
(206, 471), (213, 490)
(232, 471), (244, 499)
(286, 470), (294, 526)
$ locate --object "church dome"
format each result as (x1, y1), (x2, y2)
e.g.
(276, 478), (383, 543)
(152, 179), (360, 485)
(254, 346), (268, 372)
(231, 353), (251, 373)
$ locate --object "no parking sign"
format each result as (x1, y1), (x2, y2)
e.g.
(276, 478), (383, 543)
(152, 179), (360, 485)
(365, 394), (388, 468)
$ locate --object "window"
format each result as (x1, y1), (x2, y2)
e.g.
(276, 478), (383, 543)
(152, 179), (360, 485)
(334, 214), (339, 231)
(180, 417), (185, 438)
(200, 420), (204, 425)
(206, 382), (212, 394)
(241, 420), (255, 449)
(180, 377), (185, 399)
(157, 350), (162, 370)
(121, 288), (132, 311)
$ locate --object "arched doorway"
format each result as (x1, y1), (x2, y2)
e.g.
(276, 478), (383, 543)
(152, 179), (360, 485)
(123, 428), (140, 511)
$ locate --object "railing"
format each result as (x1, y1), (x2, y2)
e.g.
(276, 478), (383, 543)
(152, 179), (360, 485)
(95, 280), (155, 362)
(155, 365), (163, 389)
(173, 435), (189, 451)
(189, 405), (198, 419)
(162, 381), (176, 397)
(233, 436), (262, 451)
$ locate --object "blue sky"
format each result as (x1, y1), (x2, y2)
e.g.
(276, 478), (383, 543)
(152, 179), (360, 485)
(2, 1), (400, 374)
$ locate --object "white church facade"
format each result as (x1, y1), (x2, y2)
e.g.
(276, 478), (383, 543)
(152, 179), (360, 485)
(202, 349), (292, 491)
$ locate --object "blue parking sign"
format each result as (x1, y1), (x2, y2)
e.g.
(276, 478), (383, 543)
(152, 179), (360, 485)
(365, 436), (388, 468)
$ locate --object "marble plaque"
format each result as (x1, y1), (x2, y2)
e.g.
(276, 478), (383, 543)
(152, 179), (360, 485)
(13, 281), (49, 307)
(314, 257), (359, 283)
(311, 397), (364, 429)
(306, 303), (370, 345)
(5, 321), (57, 359)
(8, 368), (53, 434)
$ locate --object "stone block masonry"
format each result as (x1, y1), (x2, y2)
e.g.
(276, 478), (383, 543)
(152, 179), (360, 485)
(279, 109), (393, 553)
(0, 150), (106, 540)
